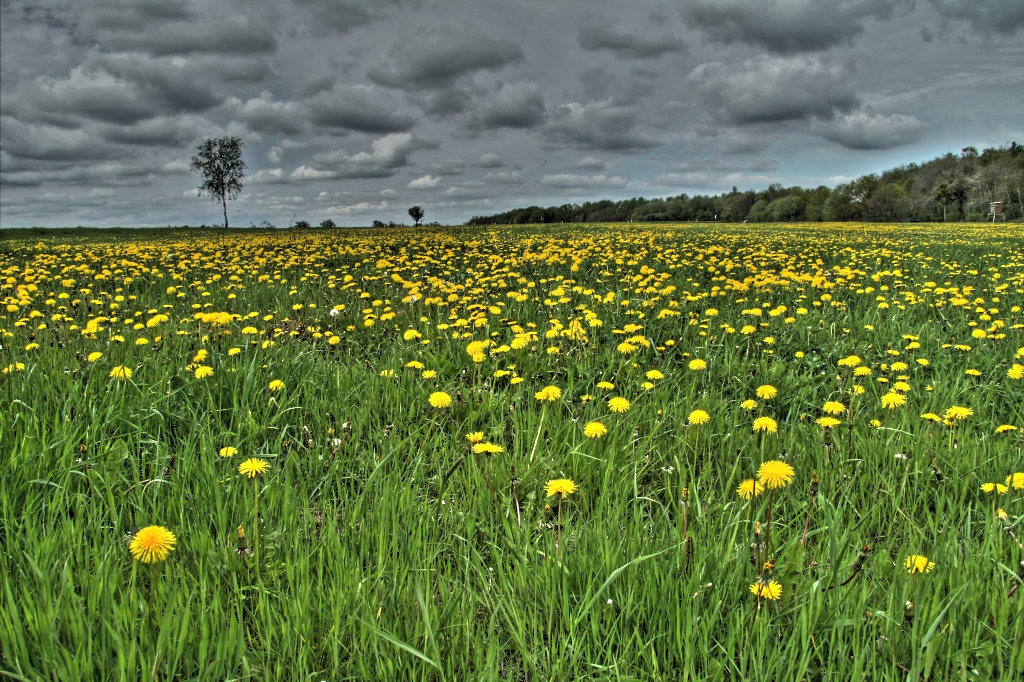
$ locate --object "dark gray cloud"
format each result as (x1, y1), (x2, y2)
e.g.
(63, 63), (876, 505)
(306, 85), (416, 134)
(0, 0), (1019, 225)
(688, 57), (857, 124)
(716, 133), (771, 155)
(578, 14), (686, 59)
(679, 0), (912, 54)
(81, 1), (278, 57)
(474, 82), (546, 129)
(926, 0), (1024, 36)
(542, 100), (660, 151)
(813, 112), (927, 149)
(367, 25), (524, 91)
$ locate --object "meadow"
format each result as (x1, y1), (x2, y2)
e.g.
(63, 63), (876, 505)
(1, 222), (1022, 681)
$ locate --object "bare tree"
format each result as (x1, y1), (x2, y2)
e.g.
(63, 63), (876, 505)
(191, 136), (247, 228)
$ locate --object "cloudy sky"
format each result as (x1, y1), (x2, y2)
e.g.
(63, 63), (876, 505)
(1, 0), (1022, 227)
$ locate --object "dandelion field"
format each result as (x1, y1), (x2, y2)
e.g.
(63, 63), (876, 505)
(2, 222), (1023, 681)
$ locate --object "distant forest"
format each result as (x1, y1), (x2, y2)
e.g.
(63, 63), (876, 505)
(467, 143), (1023, 225)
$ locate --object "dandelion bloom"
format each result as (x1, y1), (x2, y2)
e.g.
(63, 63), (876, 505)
(268, 379), (285, 391)
(406, 360), (424, 369)
(1007, 364), (1024, 380)
(422, 370), (438, 379)
(227, 347), (241, 356)
(584, 421), (608, 438)
(689, 409), (710, 426)
(596, 381), (615, 390)
(473, 442), (503, 455)
(1006, 473), (1024, 490)
(752, 416), (777, 434)
(995, 425), (1018, 434)
(87, 352), (103, 362)
(920, 413), (941, 422)
(646, 369), (664, 380)
(880, 392), (906, 409)
(545, 478), (578, 498)
(736, 478), (765, 500)
(757, 460), (795, 489)
(980, 483), (1008, 494)
(129, 525), (176, 564)
(688, 359), (707, 371)
(944, 405), (973, 420)
(756, 385), (777, 400)
(740, 399), (758, 410)
(109, 366), (132, 380)
(817, 417), (841, 429)
(607, 396), (631, 413)
(218, 446), (237, 458)
(837, 355), (861, 367)
(905, 555), (935, 574)
(429, 391), (453, 409)
(465, 432), (485, 444)
(749, 579), (783, 600)
(238, 458), (270, 478)
(823, 401), (845, 415)
(535, 385), (562, 402)
(194, 366), (214, 379)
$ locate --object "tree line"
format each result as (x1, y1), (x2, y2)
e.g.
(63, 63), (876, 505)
(467, 143), (1023, 225)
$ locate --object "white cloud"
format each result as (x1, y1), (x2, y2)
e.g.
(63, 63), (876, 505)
(407, 174), (442, 189)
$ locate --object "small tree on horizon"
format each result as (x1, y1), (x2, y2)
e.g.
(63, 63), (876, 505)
(408, 206), (424, 226)
(190, 136), (247, 228)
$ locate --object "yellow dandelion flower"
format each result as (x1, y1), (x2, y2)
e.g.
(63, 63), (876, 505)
(87, 352), (103, 362)
(880, 392), (906, 409)
(218, 446), (237, 458)
(995, 425), (1017, 434)
(465, 432), (485, 444)
(736, 478), (765, 500)
(473, 442), (503, 455)
(740, 399), (758, 410)
(688, 359), (707, 371)
(429, 391), (453, 408)
(749, 579), (782, 600)
(238, 458), (270, 478)
(689, 409), (710, 425)
(227, 347), (241, 356)
(607, 396), (631, 413)
(194, 365), (214, 379)
(597, 381), (615, 390)
(268, 379), (285, 391)
(545, 478), (578, 498)
(422, 370), (437, 379)
(757, 460), (795, 489)
(129, 525), (176, 564)
(905, 555), (935, 574)
(823, 401), (845, 415)
(646, 369), (664, 380)
(1007, 364), (1024, 380)
(752, 416), (777, 434)
(944, 405), (973, 420)
(109, 365), (132, 380)
(756, 384), (777, 400)
(584, 421), (608, 438)
(817, 416), (841, 429)
(535, 385), (562, 402)
(1006, 473), (1024, 490)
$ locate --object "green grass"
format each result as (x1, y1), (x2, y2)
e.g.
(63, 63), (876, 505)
(1, 222), (1023, 681)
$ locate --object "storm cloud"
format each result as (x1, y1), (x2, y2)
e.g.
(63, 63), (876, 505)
(0, 0), (1019, 226)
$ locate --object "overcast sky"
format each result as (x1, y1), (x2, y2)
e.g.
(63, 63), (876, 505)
(1, 0), (1022, 227)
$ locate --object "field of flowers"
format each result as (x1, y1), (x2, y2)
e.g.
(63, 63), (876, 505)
(2, 222), (1023, 681)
